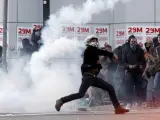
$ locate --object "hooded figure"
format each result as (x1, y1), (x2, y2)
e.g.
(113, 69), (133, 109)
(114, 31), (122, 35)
(122, 35), (146, 109)
(31, 28), (42, 51)
(0, 46), (2, 63)
(149, 36), (160, 105)
(20, 38), (35, 57)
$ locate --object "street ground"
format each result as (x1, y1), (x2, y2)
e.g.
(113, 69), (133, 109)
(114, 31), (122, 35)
(0, 106), (160, 120)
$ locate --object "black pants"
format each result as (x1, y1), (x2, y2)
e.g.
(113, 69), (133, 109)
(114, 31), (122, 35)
(125, 72), (146, 103)
(61, 73), (120, 108)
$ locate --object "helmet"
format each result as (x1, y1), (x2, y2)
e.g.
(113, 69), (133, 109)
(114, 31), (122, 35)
(85, 35), (99, 47)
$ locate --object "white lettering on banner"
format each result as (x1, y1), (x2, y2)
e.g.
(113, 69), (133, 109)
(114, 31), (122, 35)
(115, 29), (125, 47)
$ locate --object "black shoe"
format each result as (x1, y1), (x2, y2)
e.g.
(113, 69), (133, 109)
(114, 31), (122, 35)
(55, 99), (63, 112)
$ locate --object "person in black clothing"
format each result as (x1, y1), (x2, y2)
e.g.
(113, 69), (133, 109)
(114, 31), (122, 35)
(103, 45), (117, 85)
(55, 35), (129, 114)
(113, 45), (127, 101)
(31, 28), (43, 51)
(122, 35), (146, 109)
(0, 46), (2, 57)
(20, 38), (35, 57)
(0, 46), (2, 65)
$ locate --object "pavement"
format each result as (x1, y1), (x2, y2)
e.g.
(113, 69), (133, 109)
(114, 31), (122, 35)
(0, 106), (160, 120)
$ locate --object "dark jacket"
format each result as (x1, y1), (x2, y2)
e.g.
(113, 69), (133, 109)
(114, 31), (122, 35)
(0, 46), (2, 63)
(20, 38), (35, 57)
(31, 28), (42, 51)
(122, 45), (146, 73)
(81, 46), (114, 75)
(148, 45), (160, 75)
(113, 43), (129, 65)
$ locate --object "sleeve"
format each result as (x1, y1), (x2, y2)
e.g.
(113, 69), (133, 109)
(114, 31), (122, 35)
(97, 48), (114, 58)
(122, 49), (128, 68)
(139, 49), (146, 65)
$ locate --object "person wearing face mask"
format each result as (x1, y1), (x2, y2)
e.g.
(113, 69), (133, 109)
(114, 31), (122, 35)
(122, 35), (146, 109)
(55, 35), (129, 114)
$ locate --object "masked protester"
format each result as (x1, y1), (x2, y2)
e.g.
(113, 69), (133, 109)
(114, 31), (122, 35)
(142, 40), (155, 108)
(55, 35), (129, 114)
(122, 35), (146, 109)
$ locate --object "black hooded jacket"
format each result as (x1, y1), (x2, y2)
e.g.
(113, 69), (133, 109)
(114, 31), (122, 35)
(20, 38), (35, 56)
(81, 46), (114, 75)
(122, 44), (146, 73)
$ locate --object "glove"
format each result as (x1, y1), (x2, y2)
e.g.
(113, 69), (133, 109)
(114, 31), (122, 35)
(145, 71), (151, 78)
(113, 54), (118, 63)
(142, 72), (146, 79)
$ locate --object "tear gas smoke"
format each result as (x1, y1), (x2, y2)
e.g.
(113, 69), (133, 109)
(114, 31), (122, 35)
(0, 0), (131, 113)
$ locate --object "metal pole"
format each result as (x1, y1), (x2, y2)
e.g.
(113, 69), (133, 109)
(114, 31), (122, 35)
(2, 0), (8, 72)
(43, 0), (50, 26)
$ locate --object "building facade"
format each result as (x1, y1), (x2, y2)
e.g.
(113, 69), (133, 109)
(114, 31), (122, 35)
(0, 0), (159, 57)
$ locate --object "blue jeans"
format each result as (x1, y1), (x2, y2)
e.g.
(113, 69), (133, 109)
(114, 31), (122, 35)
(147, 77), (154, 101)
(153, 72), (160, 100)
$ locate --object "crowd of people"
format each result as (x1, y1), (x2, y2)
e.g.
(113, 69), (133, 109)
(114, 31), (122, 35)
(84, 34), (160, 110)
(54, 33), (160, 114)
(2, 26), (160, 113)
(20, 28), (42, 57)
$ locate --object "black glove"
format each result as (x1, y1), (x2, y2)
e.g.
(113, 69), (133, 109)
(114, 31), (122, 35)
(146, 71), (151, 79)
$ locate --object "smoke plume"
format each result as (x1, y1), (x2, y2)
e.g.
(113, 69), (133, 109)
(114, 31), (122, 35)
(0, 0), (131, 113)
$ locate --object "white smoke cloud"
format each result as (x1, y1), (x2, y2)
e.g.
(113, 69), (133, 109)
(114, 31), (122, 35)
(0, 0), (131, 113)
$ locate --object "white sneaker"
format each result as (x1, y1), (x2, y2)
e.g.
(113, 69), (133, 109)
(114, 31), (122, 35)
(125, 103), (132, 109)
